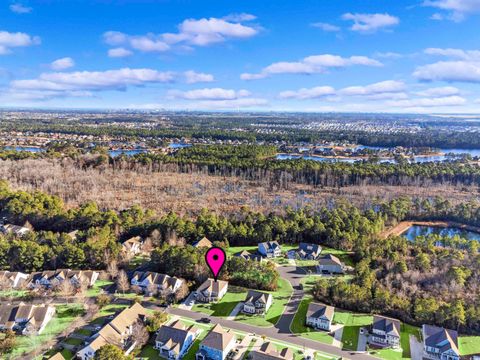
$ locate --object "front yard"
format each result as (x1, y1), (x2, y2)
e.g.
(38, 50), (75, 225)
(290, 297), (334, 344)
(234, 278), (293, 327)
(459, 336), (480, 355)
(333, 311), (372, 351)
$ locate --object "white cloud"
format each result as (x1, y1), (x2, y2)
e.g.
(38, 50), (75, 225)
(50, 57), (75, 71)
(279, 86), (336, 99)
(388, 95), (466, 107)
(424, 47), (480, 60)
(423, 0), (480, 21)
(374, 52), (403, 59)
(340, 80), (406, 96)
(0, 31), (40, 55)
(11, 68), (175, 93)
(190, 98), (268, 109)
(415, 86), (460, 96)
(104, 15), (259, 54)
(413, 61), (480, 82)
(108, 47), (133, 58)
(168, 88), (250, 100)
(342, 13), (399, 33)
(311, 22), (341, 32)
(183, 70), (214, 84)
(9, 3), (32, 14)
(241, 54), (382, 80)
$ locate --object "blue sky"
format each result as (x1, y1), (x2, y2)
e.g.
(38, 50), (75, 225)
(1, 0), (480, 112)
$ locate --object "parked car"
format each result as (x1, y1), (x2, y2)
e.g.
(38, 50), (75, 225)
(198, 317), (211, 323)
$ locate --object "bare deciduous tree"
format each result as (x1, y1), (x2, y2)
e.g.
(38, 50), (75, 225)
(116, 270), (130, 294)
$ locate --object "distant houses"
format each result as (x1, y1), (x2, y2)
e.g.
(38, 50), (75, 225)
(77, 303), (147, 360)
(193, 237), (213, 249)
(317, 254), (345, 274)
(155, 320), (199, 360)
(0, 271), (29, 289)
(234, 250), (263, 262)
(121, 236), (144, 256)
(242, 290), (273, 315)
(258, 241), (282, 258)
(195, 279), (228, 303)
(370, 315), (401, 348)
(0, 303), (55, 335)
(250, 342), (293, 360)
(0, 223), (31, 237)
(422, 325), (460, 360)
(130, 271), (183, 295)
(305, 302), (334, 331)
(297, 243), (322, 260)
(196, 324), (236, 360)
(29, 269), (99, 289)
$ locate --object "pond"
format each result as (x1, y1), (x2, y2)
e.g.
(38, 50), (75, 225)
(402, 225), (480, 242)
(108, 149), (148, 157)
(169, 143), (192, 149)
(4, 146), (45, 152)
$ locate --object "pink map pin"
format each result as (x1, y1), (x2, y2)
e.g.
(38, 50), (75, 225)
(205, 247), (226, 281)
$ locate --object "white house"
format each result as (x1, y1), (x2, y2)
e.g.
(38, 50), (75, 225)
(130, 271), (183, 294)
(317, 254), (345, 274)
(422, 325), (460, 360)
(242, 290), (273, 315)
(155, 320), (199, 360)
(258, 241), (282, 258)
(0, 271), (29, 288)
(0, 223), (31, 237)
(370, 315), (401, 348)
(195, 279), (228, 303)
(305, 302), (334, 331)
(121, 236), (144, 256)
(0, 303), (55, 335)
(28, 269), (99, 289)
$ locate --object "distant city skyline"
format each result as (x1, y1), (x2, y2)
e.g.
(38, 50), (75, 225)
(2, 0), (480, 113)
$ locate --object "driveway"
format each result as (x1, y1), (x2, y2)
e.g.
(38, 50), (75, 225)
(410, 335), (424, 360)
(228, 302), (244, 320)
(179, 291), (196, 310)
(275, 265), (305, 334)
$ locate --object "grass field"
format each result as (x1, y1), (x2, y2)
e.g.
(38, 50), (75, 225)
(459, 336), (480, 355)
(10, 304), (85, 359)
(86, 279), (114, 297)
(290, 297), (334, 344)
(333, 311), (372, 351)
(234, 278), (293, 327)
(191, 286), (247, 316)
(138, 344), (162, 359)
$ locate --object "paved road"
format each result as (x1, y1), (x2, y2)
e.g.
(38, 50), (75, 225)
(167, 307), (375, 360)
(275, 266), (306, 334)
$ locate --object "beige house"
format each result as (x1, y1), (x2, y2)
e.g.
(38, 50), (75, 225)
(0, 303), (55, 334)
(195, 279), (228, 303)
(77, 303), (147, 360)
(196, 324), (236, 360)
(250, 342), (294, 360)
(121, 236), (144, 256)
(130, 271), (183, 294)
(0, 271), (29, 288)
(155, 320), (199, 359)
(193, 237), (213, 248)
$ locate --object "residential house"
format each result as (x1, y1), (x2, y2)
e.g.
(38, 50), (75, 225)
(0, 271), (29, 288)
(317, 254), (345, 274)
(77, 303), (147, 360)
(48, 353), (66, 360)
(234, 250), (263, 262)
(305, 302), (334, 331)
(242, 290), (273, 315)
(297, 243), (322, 260)
(155, 320), (199, 360)
(370, 315), (401, 348)
(195, 279), (228, 303)
(258, 241), (282, 258)
(29, 269), (99, 289)
(0, 223), (31, 237)
(0, 303), (55, 334)
(193, 237), (213, 249)
(196, 324), (236, 360)
(121, 236), (144, 256)
(250, 342), (293, 360)
(130, 271), (183, 294)
(422, 325), (460, 360)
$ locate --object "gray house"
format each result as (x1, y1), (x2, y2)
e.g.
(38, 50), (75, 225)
(234, 250), (263, 262)
(242, 290), (273, 315)
(297, 243), (322, 260)
(305, 302), (334, 331)
(422, 325), (460, 360)
(258, 241), (282, 258)
(155, 320), (199, 360)
(317, 254), (345, 274)
(370, 315), (401, 348)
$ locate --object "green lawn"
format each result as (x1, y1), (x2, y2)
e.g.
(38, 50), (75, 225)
(226, 245), (259, 257)
(321, 247), (355, 267)
(459, 336), (480, 355)
(373, 324), (420, 360)
(0, 289), (28, 298)
(290, 297), (334, 344)
(86, 279), (114, 297)
(234, 278), (293, 327)
(138, 344), (162, 360)
(74, 328), (93, 337)
(334, 311), (372, 351)
(97, 303), (128, 316)
(63, 337), (84, 346)
(192, 286), (247, 316)
(10, 304), (85, 359)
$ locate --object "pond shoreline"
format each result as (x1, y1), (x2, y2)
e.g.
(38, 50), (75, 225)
(381, 220), (480, 239)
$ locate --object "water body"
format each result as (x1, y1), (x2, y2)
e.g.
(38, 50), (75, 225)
(402, 225), (480, 242)
(169, 143), (192, 149)
(108, 149), (148, 157)
(4, 146), (45, 152)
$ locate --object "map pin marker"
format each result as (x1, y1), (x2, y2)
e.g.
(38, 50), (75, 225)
(205, 247), (226, 281)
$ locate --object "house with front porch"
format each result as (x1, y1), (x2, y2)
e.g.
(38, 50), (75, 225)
(370, 315), (401, 348)
(195, 279), (228, 303)
(242, 290), (272, 315)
